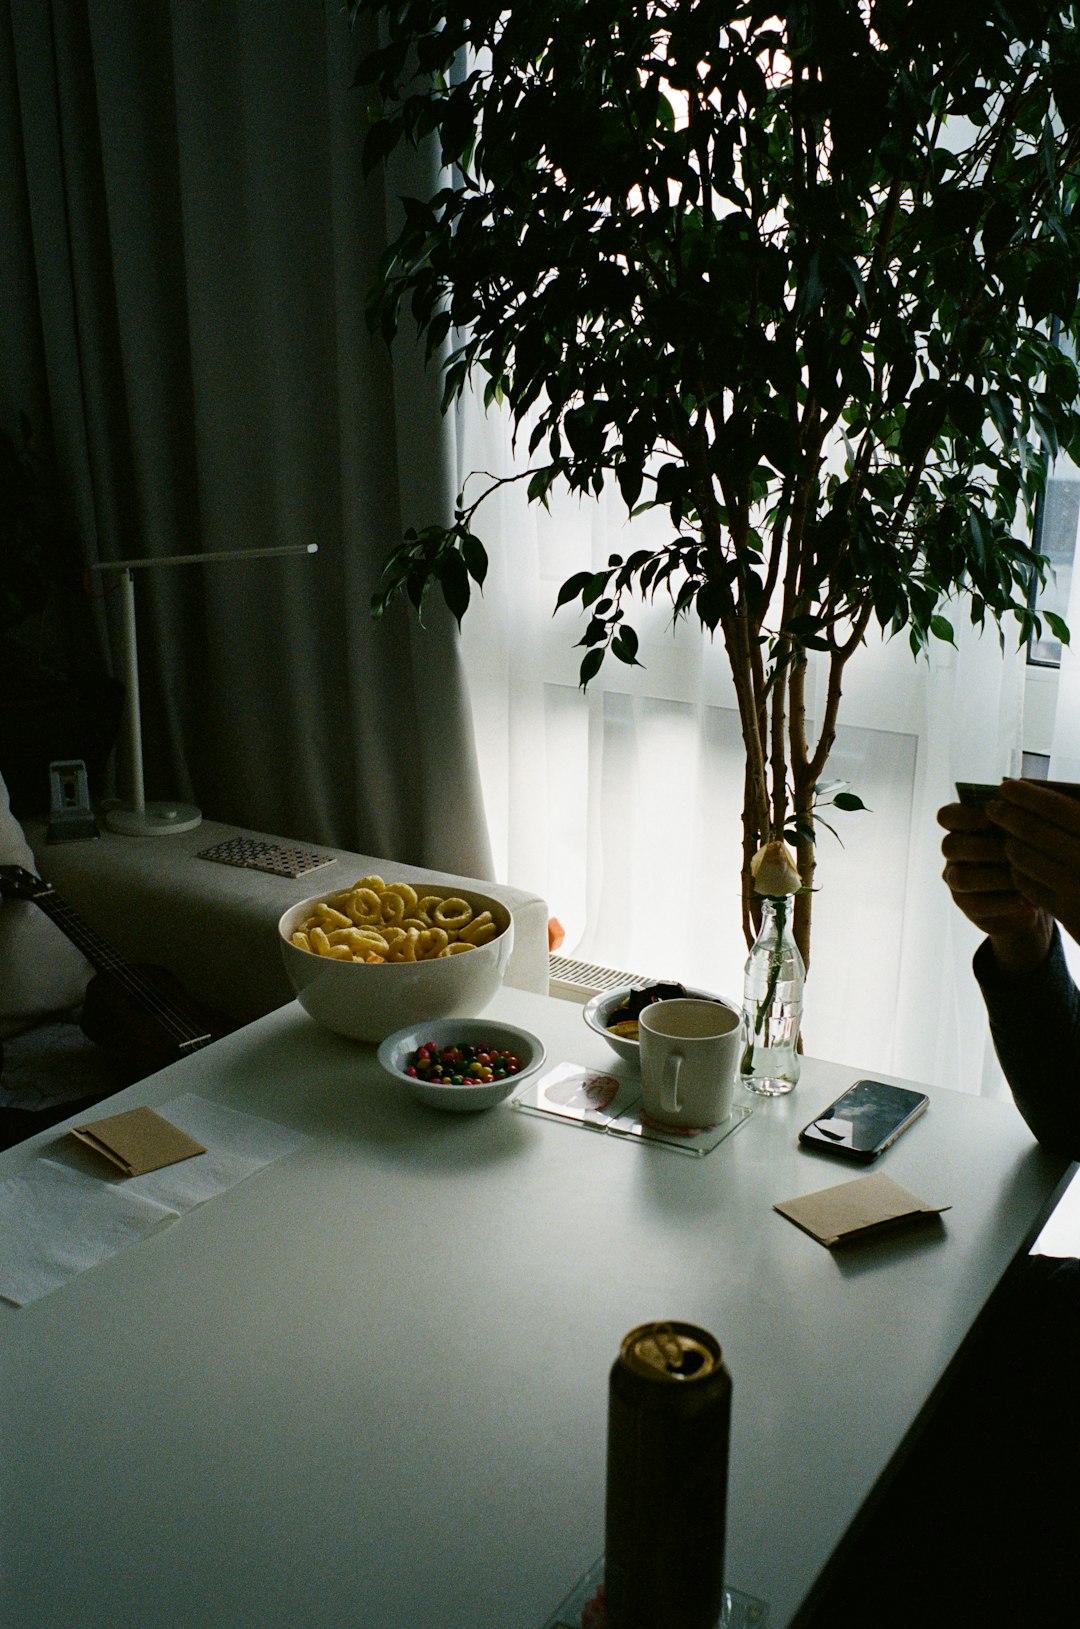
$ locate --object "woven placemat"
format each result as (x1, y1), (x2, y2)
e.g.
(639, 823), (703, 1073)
(196, 836), (335, 878)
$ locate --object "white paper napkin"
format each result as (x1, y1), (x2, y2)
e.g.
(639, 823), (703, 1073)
(1, 1094), (309, 1307)
(0, 1159), (178, 1306)
(120, 1093), (308, 1210)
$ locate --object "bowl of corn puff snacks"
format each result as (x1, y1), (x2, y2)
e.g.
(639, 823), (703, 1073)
(279, 874), (514, 1043)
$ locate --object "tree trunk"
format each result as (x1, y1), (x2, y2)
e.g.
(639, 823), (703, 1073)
(792, 782), (816, 975)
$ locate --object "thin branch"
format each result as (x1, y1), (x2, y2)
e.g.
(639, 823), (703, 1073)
(806, 599), (874, 784)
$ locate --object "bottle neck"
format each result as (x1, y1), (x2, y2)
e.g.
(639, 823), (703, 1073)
(753, 895), (807, 978)
(756, 895), (795, 945)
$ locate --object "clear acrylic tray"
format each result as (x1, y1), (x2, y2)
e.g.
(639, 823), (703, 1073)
(540, 1555), (768, 1627)
(511, 1062), (752, 1156)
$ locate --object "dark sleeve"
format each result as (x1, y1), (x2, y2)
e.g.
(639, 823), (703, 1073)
(974, 926), (1080, 1159)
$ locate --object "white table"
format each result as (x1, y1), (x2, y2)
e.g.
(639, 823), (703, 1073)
(1, 987), (1072, 1628)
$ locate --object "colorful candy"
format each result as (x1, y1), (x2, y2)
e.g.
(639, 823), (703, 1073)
(404, 1040), (523, 1085)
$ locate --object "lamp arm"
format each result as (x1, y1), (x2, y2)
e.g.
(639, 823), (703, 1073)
(88, 543), (318, 572)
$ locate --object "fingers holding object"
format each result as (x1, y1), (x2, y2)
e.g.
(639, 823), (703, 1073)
(940, 819), (1010, 890)
(942, 859), (1015, 899)
(937, 801), (995, 835)
(986, 781), (1080, 898)
(989, 779), (1080, 844)
(1000, 838), (1073, 912)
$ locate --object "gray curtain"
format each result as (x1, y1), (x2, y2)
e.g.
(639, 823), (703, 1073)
(0, 0), (494, 879)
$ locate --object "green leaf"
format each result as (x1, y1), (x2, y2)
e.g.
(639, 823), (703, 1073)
(581, 571), (612, 609)
(460, 532), (488, 589)
(930, 614), (956, 646)
(578, 647), (604, 688)
(577, 617), (608, 649)
(405, 564), (430, 616)
(554, 572), (595, 611)
(697, 581), (724, 633)
(611, 625), (642, 666)
(435, 551), (471, 627)
(1045, 611), (1071, 646)
(361, 118), (402, 177)
(808, 815), (840, 844)
(526, 468), (556, 506)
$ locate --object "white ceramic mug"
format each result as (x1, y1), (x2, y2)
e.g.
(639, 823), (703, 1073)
(638, 998), (741, 1130)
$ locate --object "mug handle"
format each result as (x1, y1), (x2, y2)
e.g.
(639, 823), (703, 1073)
(662, 1050), (684, 1114)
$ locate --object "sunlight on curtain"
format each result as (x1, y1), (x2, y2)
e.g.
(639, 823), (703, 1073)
(458, 392), (1025, 1096)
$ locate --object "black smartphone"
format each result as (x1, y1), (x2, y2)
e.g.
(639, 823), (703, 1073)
(798, 1079), (929, 1162)
(955, 780), (1000, 806)
(956, 778), (1080, 806)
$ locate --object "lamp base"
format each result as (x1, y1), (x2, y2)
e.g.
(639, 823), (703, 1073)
(103, 801), (203, 837)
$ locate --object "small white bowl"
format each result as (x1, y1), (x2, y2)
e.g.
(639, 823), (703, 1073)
(280, 883), (514, 1044)
(584, 983), (740, 1065)
(377, 1018), (546, 1112)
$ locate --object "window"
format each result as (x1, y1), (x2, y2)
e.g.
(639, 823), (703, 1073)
(1028, 329), (1080, 668)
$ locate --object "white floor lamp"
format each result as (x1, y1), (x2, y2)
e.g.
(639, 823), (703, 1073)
(88, 544), (318, 836)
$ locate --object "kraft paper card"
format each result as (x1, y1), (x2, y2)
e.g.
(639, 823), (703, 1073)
(70, 1106), (207, 1178)
(775, 1172), (949, 1249)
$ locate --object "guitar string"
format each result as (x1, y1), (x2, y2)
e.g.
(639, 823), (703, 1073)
(42, 895), (213, 1049)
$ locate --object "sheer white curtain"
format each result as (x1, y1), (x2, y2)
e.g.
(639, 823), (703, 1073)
(458, 393), (1025, 1096)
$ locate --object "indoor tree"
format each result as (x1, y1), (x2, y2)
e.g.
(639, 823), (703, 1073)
(349, 0), (1080, 970)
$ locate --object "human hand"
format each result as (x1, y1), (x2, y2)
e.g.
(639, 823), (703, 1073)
(937, 797), (1053, 974)
(984, 779), (1080, 953)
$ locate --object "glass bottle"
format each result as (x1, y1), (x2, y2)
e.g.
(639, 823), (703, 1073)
(739, 895), (804, 1096)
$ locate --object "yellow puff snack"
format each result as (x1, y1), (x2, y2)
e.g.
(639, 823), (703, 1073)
(457, 911), (496, 946)
(383, 881), (419, 916)
(432, 896), (473, 931)
(386, 927), (420, 963)
(380, 891), (406, 926)
(416, 926), (450, 958)
(327, 927), (389, 958)
(315, 903), (353, 930)
(346, 887), (384, 927)
(291, 884), (500, 963)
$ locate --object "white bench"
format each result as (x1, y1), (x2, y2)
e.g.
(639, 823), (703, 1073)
(25, 817), (550, 1026)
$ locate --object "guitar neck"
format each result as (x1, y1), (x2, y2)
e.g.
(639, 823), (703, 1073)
(29, 883), (128, 979)
(25, 882), (213, 1053)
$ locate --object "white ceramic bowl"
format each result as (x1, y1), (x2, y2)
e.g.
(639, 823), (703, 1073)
(279, 883), (514, 1044)
(584, 983), (740, 1065)
(377, 1018), (545, 1112)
